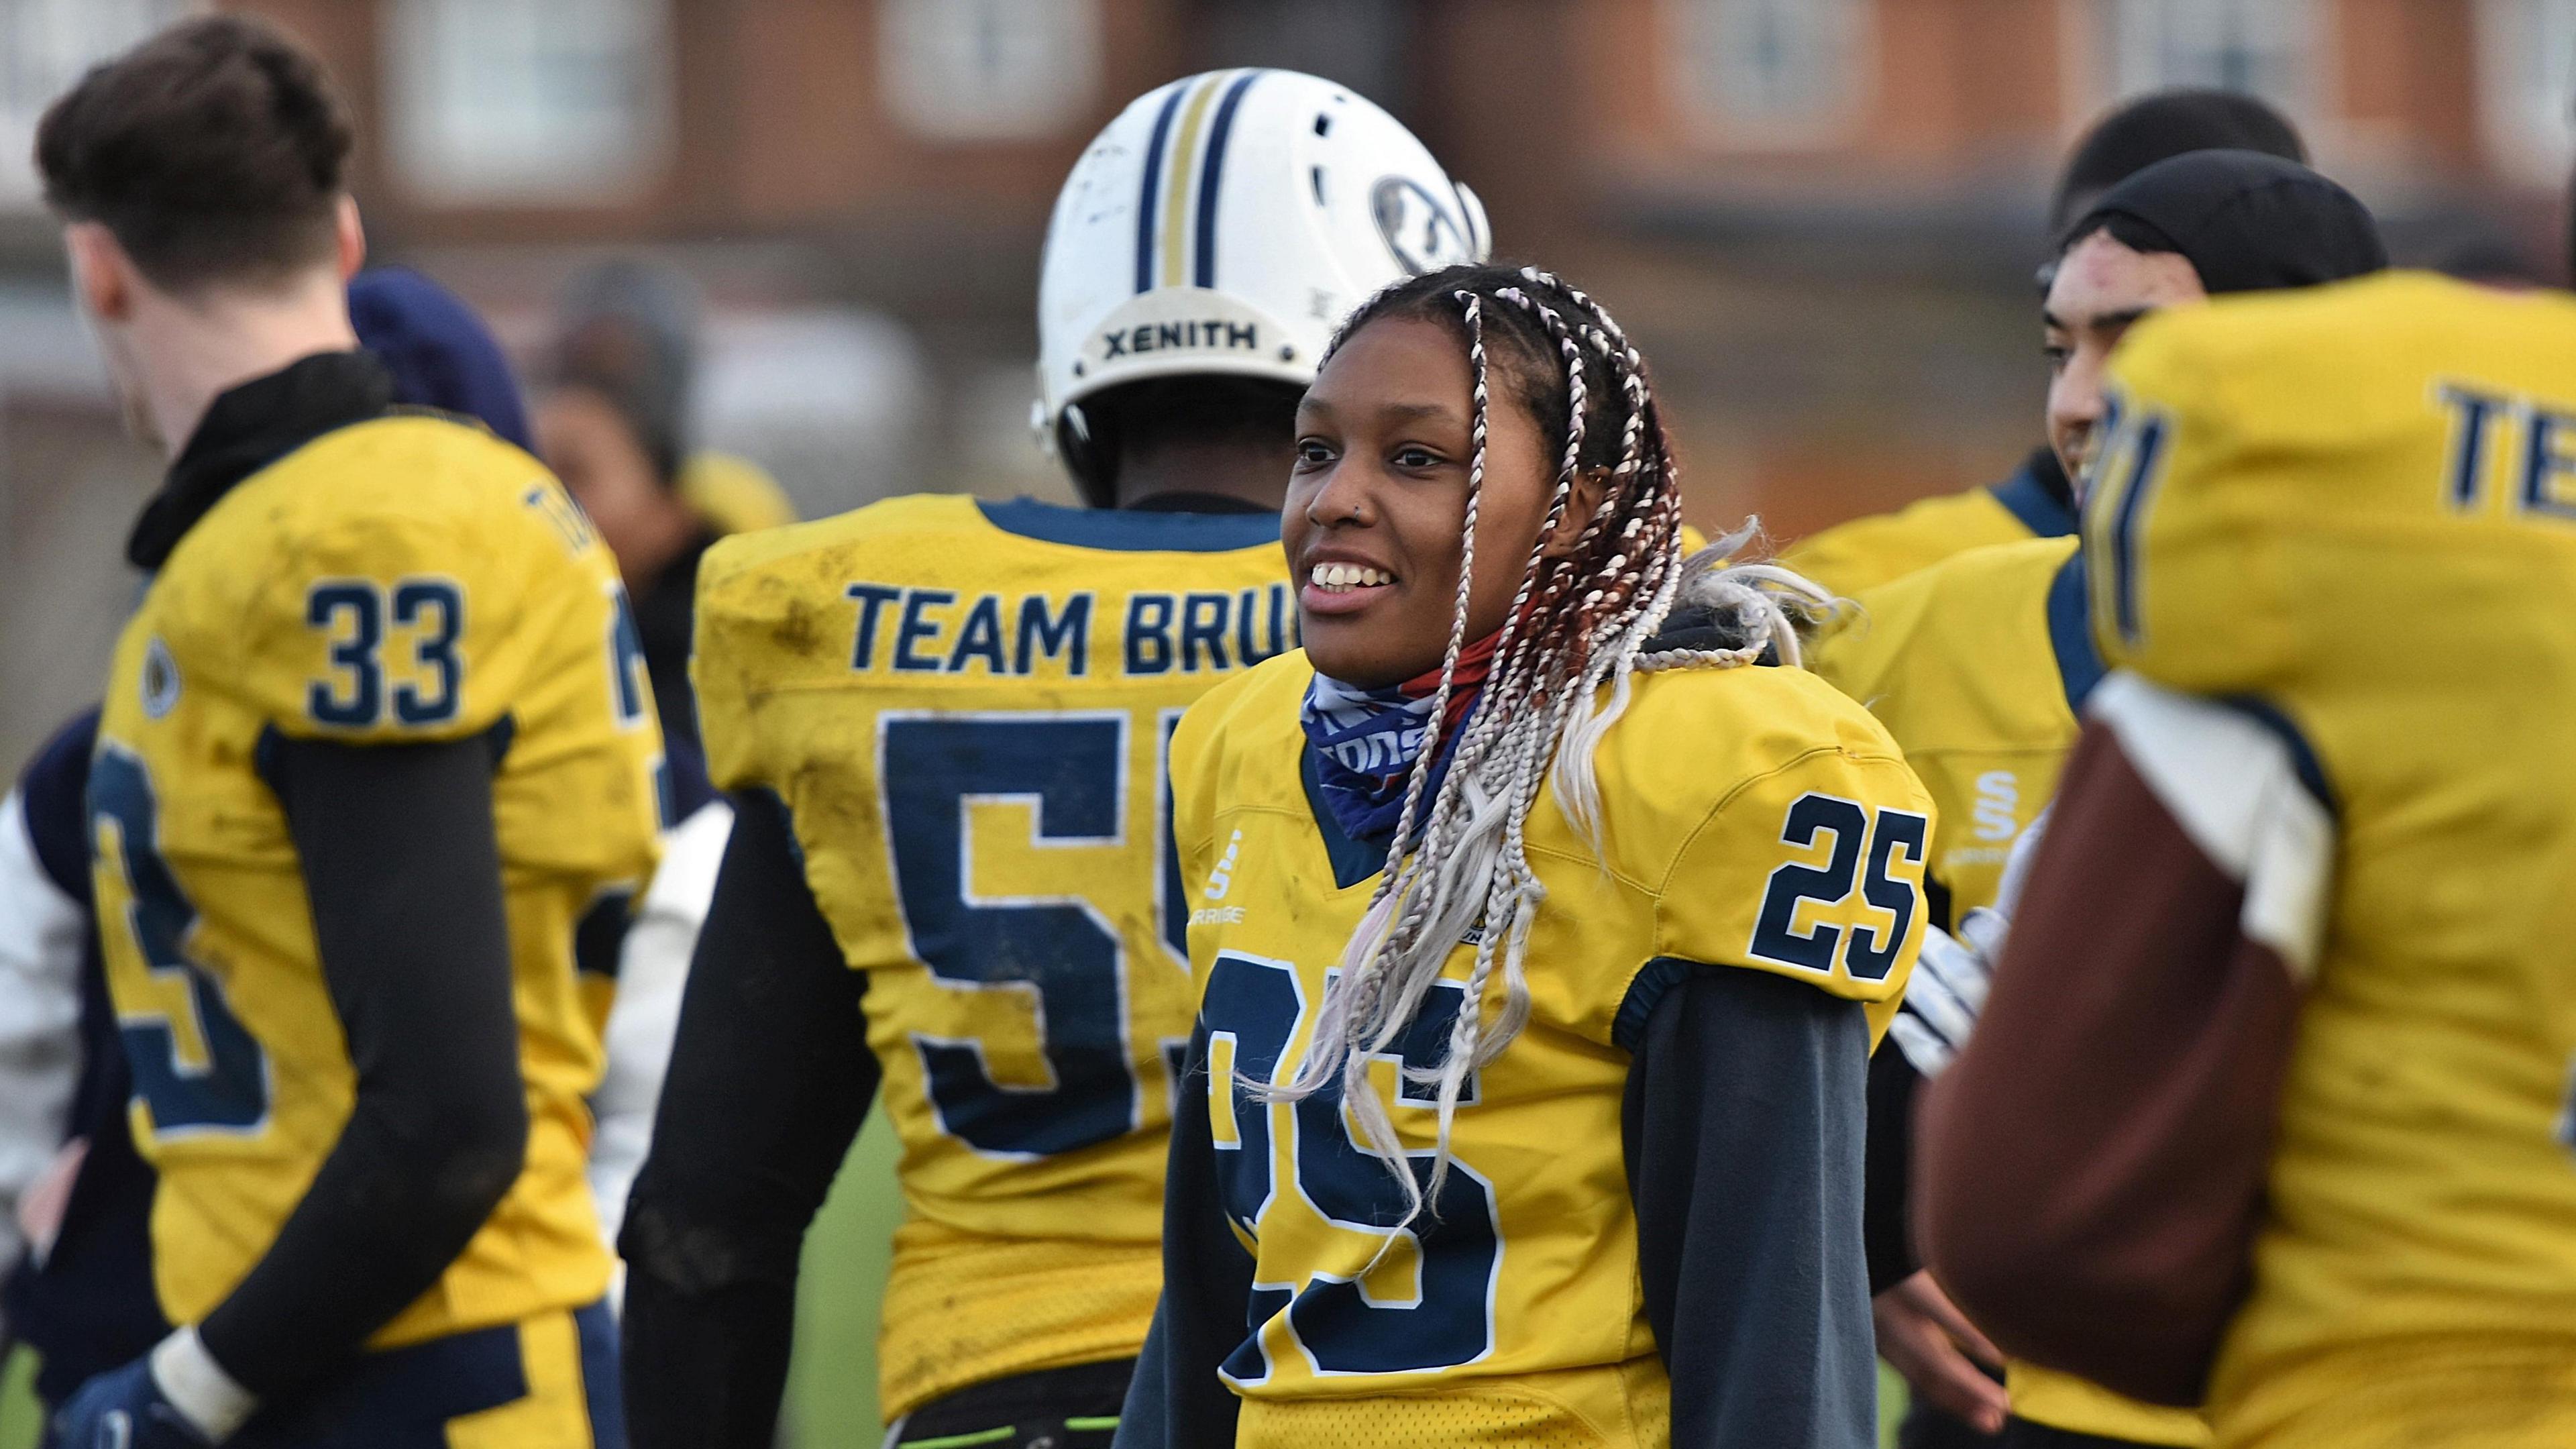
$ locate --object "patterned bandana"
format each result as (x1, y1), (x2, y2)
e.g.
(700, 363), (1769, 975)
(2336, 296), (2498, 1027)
(1300, 632), (1501, 847)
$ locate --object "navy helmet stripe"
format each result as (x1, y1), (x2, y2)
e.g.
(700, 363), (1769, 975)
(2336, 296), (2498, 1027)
(1192, 70), (1264, 290)
(1136, 83), (1189, 294)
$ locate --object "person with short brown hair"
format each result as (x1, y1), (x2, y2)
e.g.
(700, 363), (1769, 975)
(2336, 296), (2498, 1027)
(46, 17), (661, 1448)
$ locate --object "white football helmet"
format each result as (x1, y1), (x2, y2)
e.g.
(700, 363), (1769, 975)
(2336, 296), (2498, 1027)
(1034, 68), (1490, 500)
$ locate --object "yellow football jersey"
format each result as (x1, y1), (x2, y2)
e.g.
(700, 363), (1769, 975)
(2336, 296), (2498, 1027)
(1813, 536), (2091, 922)
(1784, 455), (2076, 600)
(1806, 537), (2211, 1446)
(91, 416), (664, 1347)
(2087, 272), (2576, 1448)
(1167, 649), (1930, 1448)
(691, 493), (1294, 1419)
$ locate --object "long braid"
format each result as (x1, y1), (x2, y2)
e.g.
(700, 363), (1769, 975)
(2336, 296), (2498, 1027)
(1258, 263), (1831, 1226)
(1287, 292), (1496, 1131)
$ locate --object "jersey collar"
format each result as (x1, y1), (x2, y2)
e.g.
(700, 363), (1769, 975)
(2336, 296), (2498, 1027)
(127, 350), (395, 571)
(974, 496), (1281, 552)
(1989, 445), (2078, 539)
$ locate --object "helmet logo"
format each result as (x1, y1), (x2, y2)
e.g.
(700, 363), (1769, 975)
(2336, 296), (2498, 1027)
(1371, 176), (1472, 274)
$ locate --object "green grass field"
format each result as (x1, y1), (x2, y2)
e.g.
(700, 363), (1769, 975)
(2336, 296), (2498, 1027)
(0, 1102), (1905, 1446)
(786, 1104), (907, 1441)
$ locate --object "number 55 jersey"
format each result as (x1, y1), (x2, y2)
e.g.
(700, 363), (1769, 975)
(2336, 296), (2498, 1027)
(688, 494), (1293, 1420)
(92, 388), (665, 1347)
(1161, 649), (1931, 1448)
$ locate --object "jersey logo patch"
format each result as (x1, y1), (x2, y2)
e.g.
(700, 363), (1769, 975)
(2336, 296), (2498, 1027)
(1970, 770), (2020, 841)
(140, 638), (181, 719)
(1204, 829), (1243, 900)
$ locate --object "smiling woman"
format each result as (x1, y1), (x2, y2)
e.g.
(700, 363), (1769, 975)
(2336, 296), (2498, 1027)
(1119, 264), (1941, 1449)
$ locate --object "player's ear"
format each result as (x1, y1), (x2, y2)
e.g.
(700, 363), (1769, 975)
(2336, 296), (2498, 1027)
(1540, 467), (1610, 559)
(333, 195), (366, 282)
(62, 222), (132, 325)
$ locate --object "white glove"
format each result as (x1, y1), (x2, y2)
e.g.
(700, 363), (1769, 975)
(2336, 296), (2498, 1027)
(1887, 810), (2049, 1078)
(1888, 914), (1999, 1079)
(1990, 805), (2049, 920)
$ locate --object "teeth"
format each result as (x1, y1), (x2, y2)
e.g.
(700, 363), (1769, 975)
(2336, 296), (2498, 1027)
(1309, 563), (1393, 589)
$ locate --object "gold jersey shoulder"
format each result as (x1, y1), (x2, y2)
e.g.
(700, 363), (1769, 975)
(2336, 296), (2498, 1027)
(691, 491), (1292, 1418)
(91, 415), (662, 1347)
(2090, 272), (2576, 1447)
(1165, 651), (1929, 1447)
(1785, 482), (2049, 599)
(1814, 535), (2083, 920)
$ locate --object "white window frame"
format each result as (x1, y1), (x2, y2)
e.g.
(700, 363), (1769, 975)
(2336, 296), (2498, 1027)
(2475, 0), (2576, 187)
(2069, 0), (2325, 126)
(1664, 0), (1876, 150)
(879, 0), (1104, 144)
(0, 0), (202, 210)
(382, 0), (675, 207)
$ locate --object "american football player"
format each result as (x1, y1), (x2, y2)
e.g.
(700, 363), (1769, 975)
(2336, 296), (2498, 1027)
(616, 70), (1488, 1449)
(46, 17), (662, 1448)
(1120, 262), (1929, 1448)
(1922, 260), (2576, 1449)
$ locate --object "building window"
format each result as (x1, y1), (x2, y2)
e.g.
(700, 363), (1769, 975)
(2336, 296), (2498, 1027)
(880, 0), (1102, 144)
(2477, 0), (2576, 186)
(2090, 0), (2319, 115)
(1667, 0), (1874, 148)
(0, 0), (199, 208)
(1199, 0), (1411, 114)
(384, 0), (672, 205)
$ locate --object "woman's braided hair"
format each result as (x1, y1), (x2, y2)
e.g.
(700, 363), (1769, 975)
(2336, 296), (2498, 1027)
(1263, 264), (1835, 1225)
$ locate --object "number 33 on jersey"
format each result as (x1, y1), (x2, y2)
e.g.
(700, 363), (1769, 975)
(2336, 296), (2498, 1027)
(90, 415), (664, 1347)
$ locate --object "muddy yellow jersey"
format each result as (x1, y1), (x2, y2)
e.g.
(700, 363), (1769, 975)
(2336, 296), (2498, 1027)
(1818, 536), (2209, 1446)
(691, 494), (1293, 1418)
(90, 416), (663, 1346)
(2088, 272), (2576, 1448)
(1784, 454), (2077, 599)
(1168, 651), (1929, 1448)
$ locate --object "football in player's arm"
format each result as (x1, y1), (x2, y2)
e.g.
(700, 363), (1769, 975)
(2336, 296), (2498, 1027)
(1919, 272), (2576, 1448)
(616, 71), (1489, 1449)
(1116, 263), (1929, 1449)
(44, 17), (662, 1449)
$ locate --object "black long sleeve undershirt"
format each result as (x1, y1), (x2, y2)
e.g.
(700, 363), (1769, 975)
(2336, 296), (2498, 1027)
(1116, 963), (1877, 1448)
(620, 790), (876, 1449)
(200, 735), (528, 1398)
(1864, 1044), (1927, 1295)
